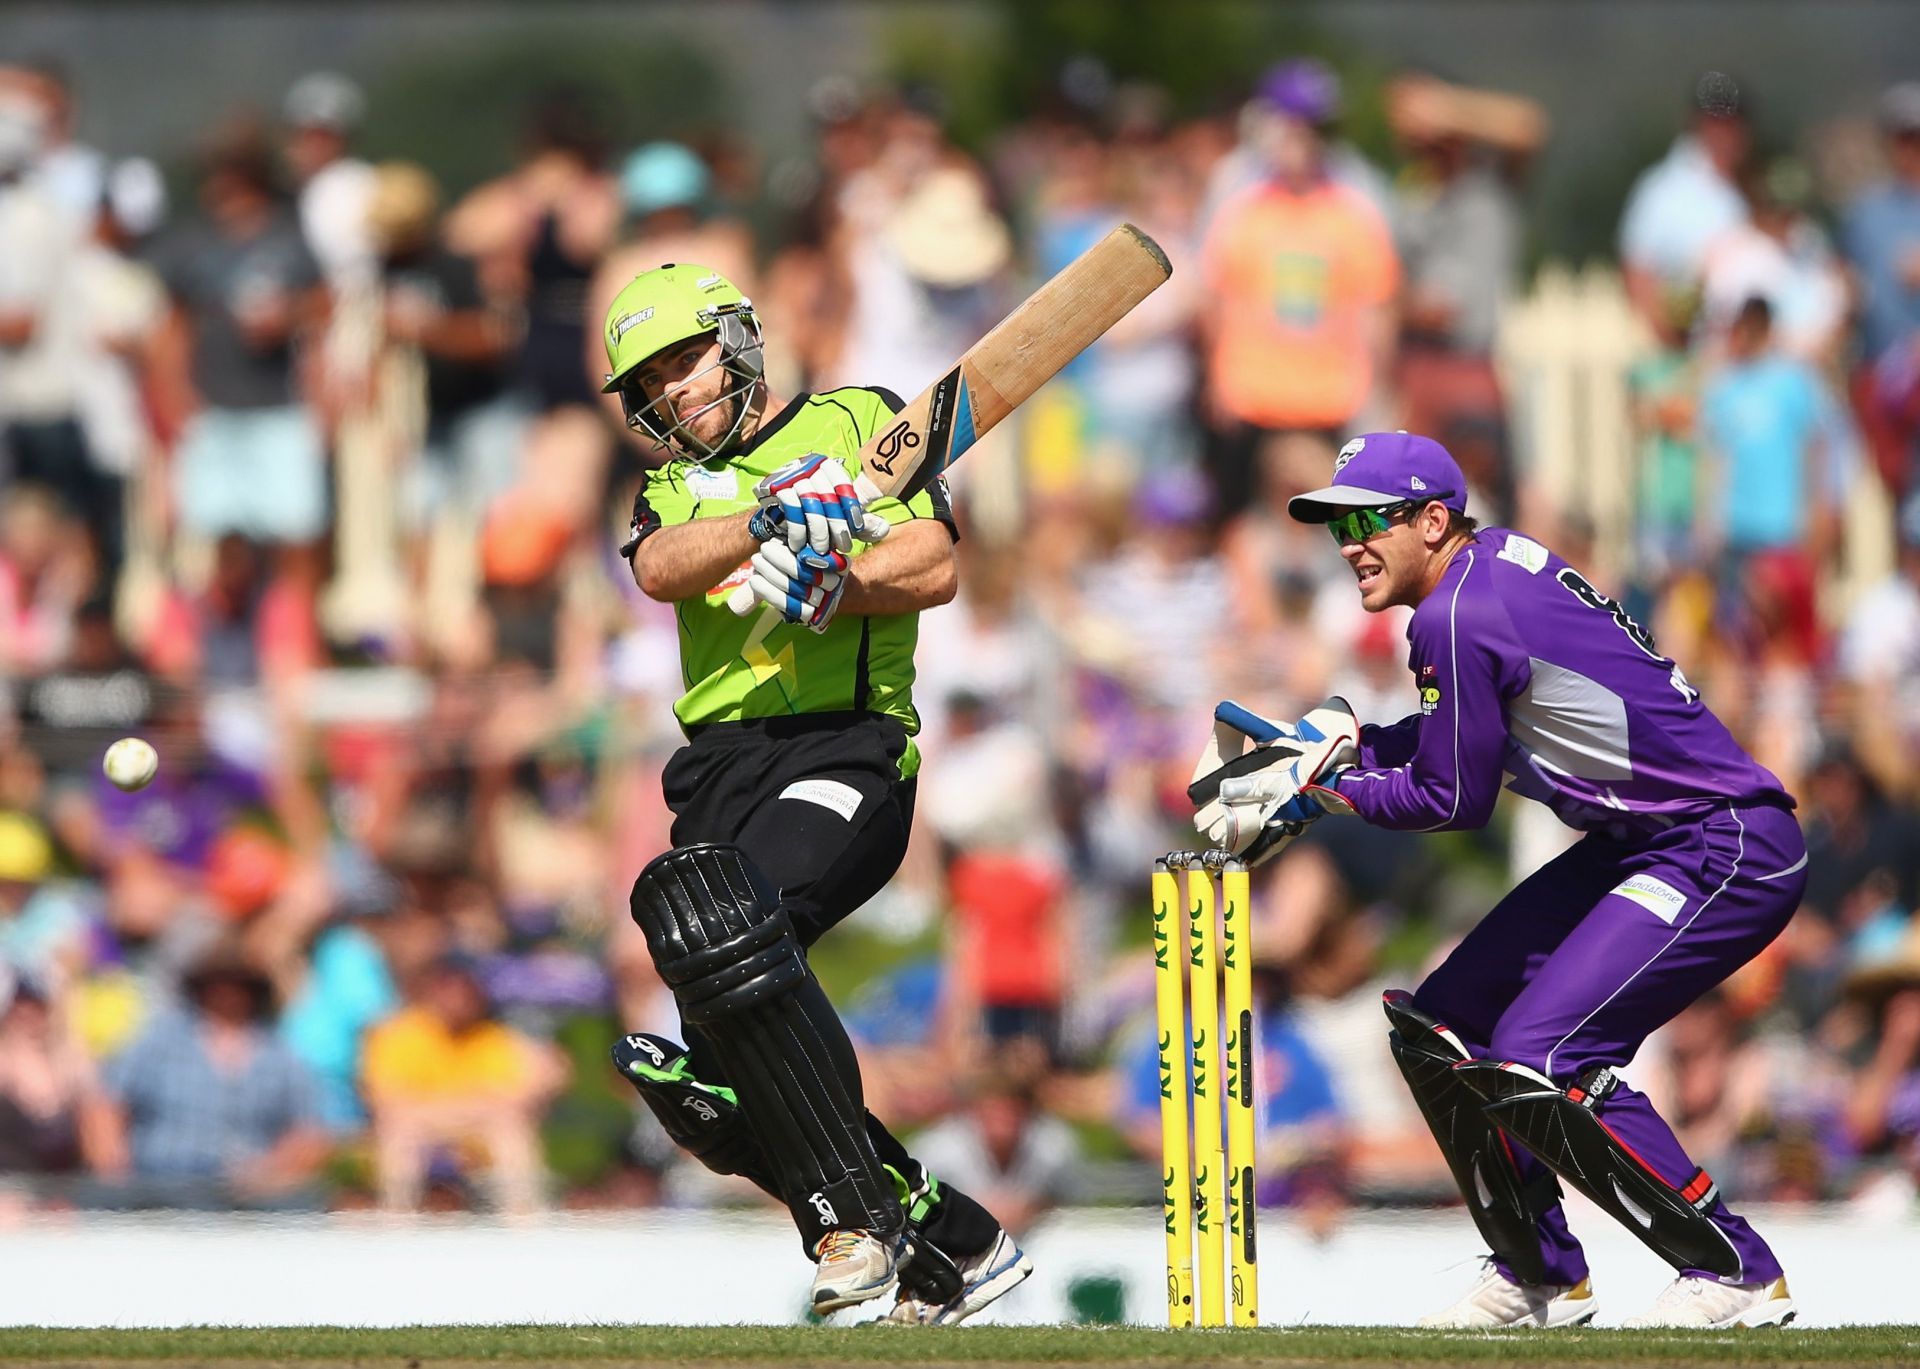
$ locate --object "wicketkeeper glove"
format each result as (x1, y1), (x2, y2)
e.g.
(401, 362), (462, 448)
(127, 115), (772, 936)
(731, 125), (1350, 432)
(752, 452), (891, 555)
(1189, 698), (1359, 864)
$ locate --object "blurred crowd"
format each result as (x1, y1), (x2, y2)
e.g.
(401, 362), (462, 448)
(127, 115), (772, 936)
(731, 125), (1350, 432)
(1, 50), (1920, 1234)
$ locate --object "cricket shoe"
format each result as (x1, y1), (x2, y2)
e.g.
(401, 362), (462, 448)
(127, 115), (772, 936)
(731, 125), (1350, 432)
(810, 1228), (902, 1314)
(884, 1229), (1034, 1326)
(1418, 1259), (1597, 1328)
(1621, 1274), (1794, 1328)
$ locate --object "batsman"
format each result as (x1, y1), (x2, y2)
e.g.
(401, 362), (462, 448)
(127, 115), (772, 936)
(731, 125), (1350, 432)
(1189, 432), (1804, 1329)
(601, 264), (1029, 1322)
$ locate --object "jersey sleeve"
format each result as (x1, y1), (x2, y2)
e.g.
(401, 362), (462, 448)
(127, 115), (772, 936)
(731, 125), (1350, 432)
(1357, 715), (1422, 770)
(1328, 555), (1523, 831)
(621, 468), (695, 559)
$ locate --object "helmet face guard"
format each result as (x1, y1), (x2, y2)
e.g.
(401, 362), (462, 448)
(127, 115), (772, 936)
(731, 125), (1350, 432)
(615, 305), (765, 457)
(601, 264), (765, 459)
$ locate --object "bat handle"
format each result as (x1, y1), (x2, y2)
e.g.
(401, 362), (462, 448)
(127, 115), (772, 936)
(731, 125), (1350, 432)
(727, 584), (756, 616)
(1214, 700), (1287, 744)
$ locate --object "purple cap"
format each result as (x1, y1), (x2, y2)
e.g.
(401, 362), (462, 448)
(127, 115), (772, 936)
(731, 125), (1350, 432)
(1287, 432), (1469, 523)
(1255, 59), (1341, 126)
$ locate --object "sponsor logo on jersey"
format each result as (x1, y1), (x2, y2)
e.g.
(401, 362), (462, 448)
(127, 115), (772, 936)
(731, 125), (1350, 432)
(1498, 535), (1551, 575)
(1420, 685), (1442, 716)
(686, 465), (739, 501)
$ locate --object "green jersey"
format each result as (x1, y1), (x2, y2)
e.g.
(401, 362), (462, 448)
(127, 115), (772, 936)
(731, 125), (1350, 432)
(627, 387), (956, 740)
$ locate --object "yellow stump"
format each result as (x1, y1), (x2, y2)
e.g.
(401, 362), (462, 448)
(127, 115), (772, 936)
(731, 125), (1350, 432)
(1187, 862), (1226, 1327)
(1220, 859), (1259, 1326)
(1151, 861), (1194, 1328)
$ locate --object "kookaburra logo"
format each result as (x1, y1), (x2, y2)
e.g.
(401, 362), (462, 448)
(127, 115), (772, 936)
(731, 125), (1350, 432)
(809, 1192), (838, 1226)
(682, 1096), (718, 1124)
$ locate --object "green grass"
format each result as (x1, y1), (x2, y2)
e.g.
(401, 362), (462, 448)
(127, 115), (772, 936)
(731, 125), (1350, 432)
(0, 1324), (1915, 1368)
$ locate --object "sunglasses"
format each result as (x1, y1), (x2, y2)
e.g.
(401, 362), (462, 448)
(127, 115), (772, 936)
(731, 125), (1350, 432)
(1326, 494), (1453, 546)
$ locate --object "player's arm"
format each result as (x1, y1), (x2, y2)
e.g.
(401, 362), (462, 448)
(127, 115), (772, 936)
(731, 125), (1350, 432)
(839, 519), (957, 616)
(1358, 715), (1423, 770)
(1329, 574), (1520, 832)
(631, 509), (759, 602)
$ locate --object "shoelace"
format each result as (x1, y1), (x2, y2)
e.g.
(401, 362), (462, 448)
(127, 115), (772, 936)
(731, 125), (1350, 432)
(817, 1229), (865, 1262)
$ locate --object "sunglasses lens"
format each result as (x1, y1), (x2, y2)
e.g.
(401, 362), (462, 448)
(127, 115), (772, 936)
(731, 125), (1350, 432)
(1329, 508), (1388, 543)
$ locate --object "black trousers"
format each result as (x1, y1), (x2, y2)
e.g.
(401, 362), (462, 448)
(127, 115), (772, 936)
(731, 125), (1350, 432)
(659, 711), (999, 1258)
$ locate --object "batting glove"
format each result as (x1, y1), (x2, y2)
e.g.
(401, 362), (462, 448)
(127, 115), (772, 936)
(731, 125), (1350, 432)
(752, 453), (891, 556)
(745, 539), (850, 633)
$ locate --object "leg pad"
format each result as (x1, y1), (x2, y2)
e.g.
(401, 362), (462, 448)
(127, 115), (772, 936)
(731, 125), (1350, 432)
(1454, 1058), (1744, 1279)
(1385, 990), (1555, 1284)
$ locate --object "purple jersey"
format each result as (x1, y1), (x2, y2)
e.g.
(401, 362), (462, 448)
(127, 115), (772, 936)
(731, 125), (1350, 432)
(1330, 528), (1791, 837)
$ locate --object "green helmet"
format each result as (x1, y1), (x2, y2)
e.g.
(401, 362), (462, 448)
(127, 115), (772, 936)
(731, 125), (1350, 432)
(600, 264), (765, 453)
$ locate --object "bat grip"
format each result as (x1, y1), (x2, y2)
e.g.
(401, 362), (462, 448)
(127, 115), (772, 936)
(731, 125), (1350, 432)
(1214, 700), (1287, 744)
(727, 584), (756, 616)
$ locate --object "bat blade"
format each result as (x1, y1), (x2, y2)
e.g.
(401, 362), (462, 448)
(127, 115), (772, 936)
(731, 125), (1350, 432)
(730, 222), (1171, 615)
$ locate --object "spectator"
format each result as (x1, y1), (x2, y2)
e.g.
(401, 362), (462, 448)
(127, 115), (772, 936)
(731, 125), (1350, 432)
(1628, 286), (1706, 584)
(94, 940), (330, 1210)
(1697, 296), (1850, 658)
(68, 157), (171, 578)
(282, 71), (377, 294)
(1198, 60), (1399, 513)
(0, 972), (116, 1187)
(362, 954), (562, 1214)
(0, 89), (101, 566)
(1389, 73), (1545, 526)
(1198, 58), (1394, 233)
(149, 128), (329, 547)
(1701, 158), (1848, 363)
(911, 1048), (1081, 1237)
(944, 845), (1067, 1059)
(445, 87), (620, 415)
(0, 485), (91, 677)
(825, 84), (1012, 397)
(1841, 82), (1920, 494)
(9, 60), (105, 227)
(1620, 71), (1751, 336)
(262, 843), (401, 1134)
(365, 162), (518, 537)
(1838, 494), (1920, 784)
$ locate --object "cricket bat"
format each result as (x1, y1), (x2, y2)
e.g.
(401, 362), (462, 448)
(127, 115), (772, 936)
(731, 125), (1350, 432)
(728, 222), (1172, 614)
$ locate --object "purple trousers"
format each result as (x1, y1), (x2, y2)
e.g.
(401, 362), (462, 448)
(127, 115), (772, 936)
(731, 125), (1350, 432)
(1413, 800), (1806, 1286)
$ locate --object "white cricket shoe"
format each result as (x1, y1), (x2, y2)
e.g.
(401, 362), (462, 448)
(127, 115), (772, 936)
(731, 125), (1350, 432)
(884, 1229), (1034, 1326)
(1621, 1274), (1794, 1328)
(810, 1229), (900, 1314)
(1418, 1259), (1598, 1328)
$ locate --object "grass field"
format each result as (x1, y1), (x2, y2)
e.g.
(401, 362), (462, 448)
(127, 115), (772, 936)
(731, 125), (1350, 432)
(0, 1325), (1917, 1369)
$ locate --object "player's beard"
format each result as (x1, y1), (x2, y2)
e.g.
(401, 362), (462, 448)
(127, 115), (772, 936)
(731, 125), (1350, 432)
(670, 386), (741, 460)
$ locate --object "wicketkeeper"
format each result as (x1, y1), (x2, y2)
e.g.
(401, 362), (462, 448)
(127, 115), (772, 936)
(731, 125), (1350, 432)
(602, 265), (1029, 1322)
(1188, 432), (1803, 1329)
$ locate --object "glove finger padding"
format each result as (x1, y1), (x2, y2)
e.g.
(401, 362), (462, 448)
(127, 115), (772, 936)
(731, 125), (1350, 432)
(1192, 697), (1361, 860)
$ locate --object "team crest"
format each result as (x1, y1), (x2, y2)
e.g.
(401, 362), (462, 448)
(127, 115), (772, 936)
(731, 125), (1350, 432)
(1334, 436), (1365, 472)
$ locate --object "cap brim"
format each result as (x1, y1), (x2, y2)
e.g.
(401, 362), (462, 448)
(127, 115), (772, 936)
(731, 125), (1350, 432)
(1287, 485), (1402, 523)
